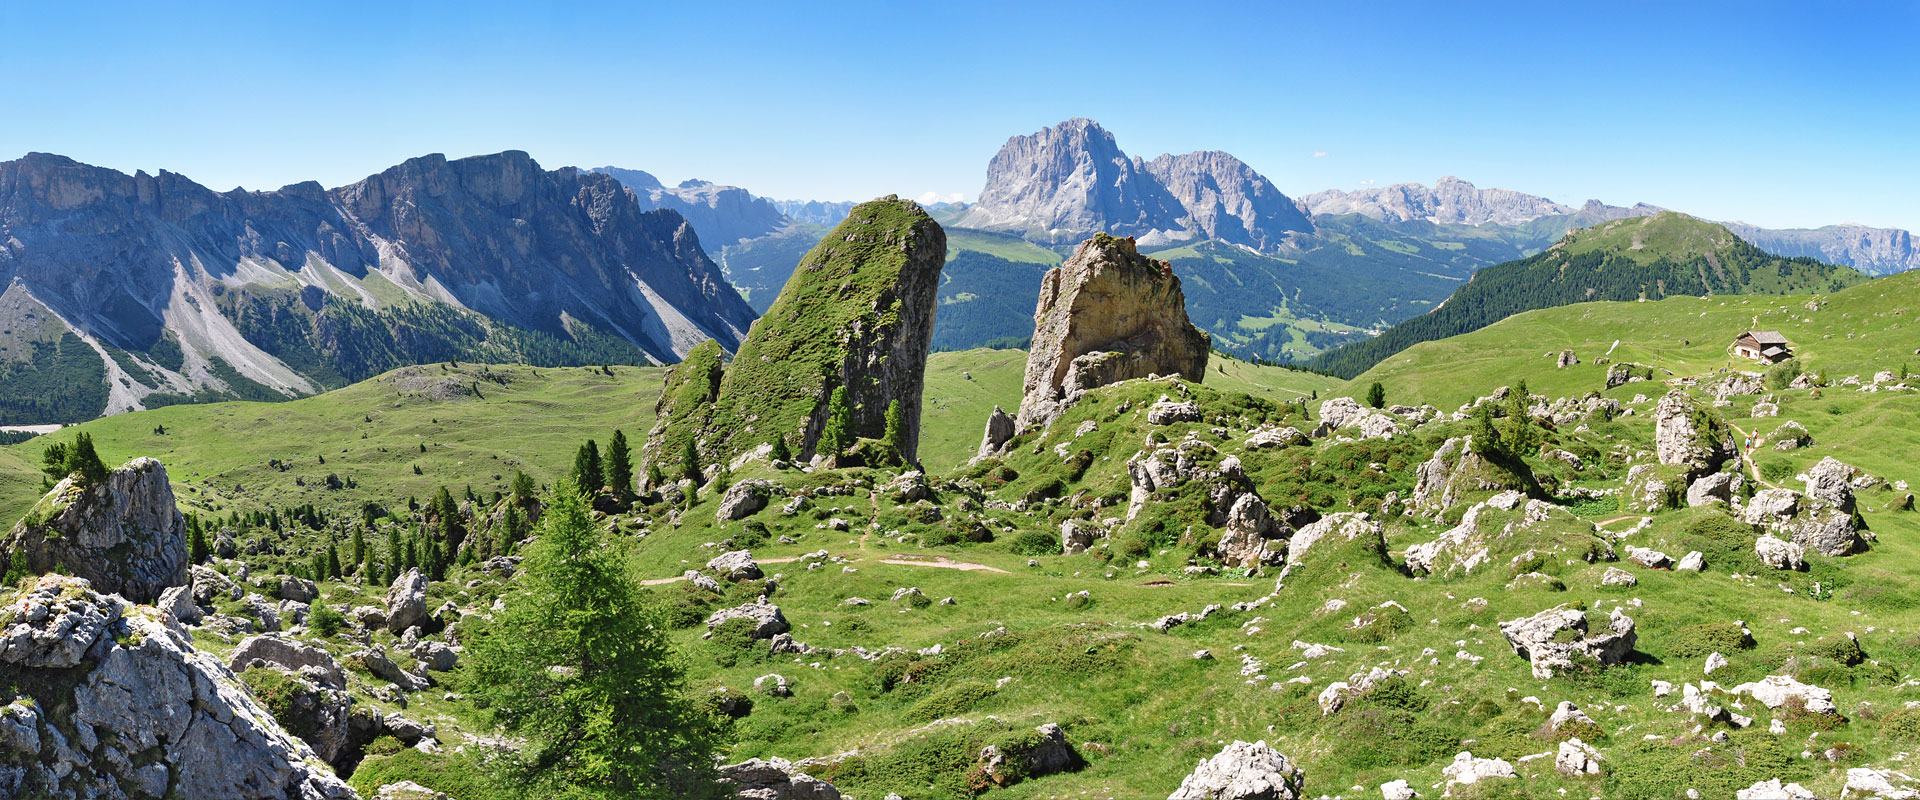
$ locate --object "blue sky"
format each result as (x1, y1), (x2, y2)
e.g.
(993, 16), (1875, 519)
(2, 1), (1914, 230)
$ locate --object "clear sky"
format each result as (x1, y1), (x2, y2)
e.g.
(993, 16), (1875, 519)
(2, 1), (1914, 230)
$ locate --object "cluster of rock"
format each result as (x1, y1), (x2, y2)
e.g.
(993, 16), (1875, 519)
(1405, 491), (1609, 578)
(1168, 740), (1305, 800)
(0, 576), (356, 799)
(1010, 234), (1210, 434)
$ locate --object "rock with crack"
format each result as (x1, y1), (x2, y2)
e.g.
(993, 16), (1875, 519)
(1686, 471), (1744, 507)
(976, 405), (1016, 459)
(1555, 738), (1603, 776)
(1061, 519), (1100, 555)
(1498, 605), (1637, 679)
(1216, 493), (1289, 569)
(1755, 535), (1807, 570)
(1654, 390), (1735, 479)
(1014, 234), (1209, 433)
(1149, 399), (1204, 425)
(1168, 739), (1305, 800)
(227, 634), (347, 689)
(1803, 457), (1859, 513)
(717, 479), (782, 522)
(1244, 425), (1307, 450)
(1, 457), (189, 604)
(386, 567), (429, 634)
(0, 575), (355, 799)
(718, 756), (842, 799)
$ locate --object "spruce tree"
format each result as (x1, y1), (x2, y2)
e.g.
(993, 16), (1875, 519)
(1366, 382), (1386, 409)
(512, 470), (536, 503)
(466, 480), (726, 797)
(680, 438), (701, 483)
(188, 527), (210, 565)
(605, 430), (634, 497)
(883, 399), (907, 457)
(326, 542), (342, 581)
(67, 433), (110, 486)
(574, 440), (605, 493)
(817, 386), (853, 457)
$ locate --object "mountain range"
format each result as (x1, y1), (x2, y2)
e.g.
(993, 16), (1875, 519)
(0, 151), (755, 422)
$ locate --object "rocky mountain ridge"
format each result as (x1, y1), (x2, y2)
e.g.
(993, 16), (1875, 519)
(0, 151), (758, 422)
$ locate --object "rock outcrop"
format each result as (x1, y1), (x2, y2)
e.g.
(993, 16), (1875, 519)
(717, 756), (841, 799)
(1654, 390), (1735, 478)
(976, 405), (1016, 459)
(1498, 605), (1637, 679)
(0, 576), (356, 799)
(1408, 436), (1534, 512)
(1015, 234), (1209, 432)
(669, 197), (946, 465)
(385, 568), (429, 634)
(2, 457), (187, 604)
(1168, 740), (1305, 800)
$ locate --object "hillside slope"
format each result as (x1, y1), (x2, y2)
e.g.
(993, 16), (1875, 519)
(1312, 213), (1867, 378)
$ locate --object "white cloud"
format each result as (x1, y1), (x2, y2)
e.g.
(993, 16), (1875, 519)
(1312, 151), (1328, 159)
(916, 191), (965, 205)
(1360, 179), (1375, 186)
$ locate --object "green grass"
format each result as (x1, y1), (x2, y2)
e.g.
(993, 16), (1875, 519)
(945, 228), (1064, 265)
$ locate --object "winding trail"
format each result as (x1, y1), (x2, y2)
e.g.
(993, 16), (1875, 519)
(1728, 423), (1781, 490)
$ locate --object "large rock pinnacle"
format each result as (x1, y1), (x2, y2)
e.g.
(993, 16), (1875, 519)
(1014, 234), (1209, 432)
(3, 457), (188, 604)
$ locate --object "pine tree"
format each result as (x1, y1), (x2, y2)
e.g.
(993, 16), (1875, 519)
(817, 386), (853, 457)
(768, 437), (791, 464)
(466, 479), (726, 797)
(188, 526), (210, 565)
(350, 529), (366, 571)
(680, 438), (701, 483)
(606, 430), (634, 498)
(1366, 382), (1386, 410)
(883, 399), (908, 457)
(326, 542), (342, 581)
(574, 440), (605, 493)
(512, 471), (536, 502)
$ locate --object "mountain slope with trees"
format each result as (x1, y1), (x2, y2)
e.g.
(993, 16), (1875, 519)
(1310, 213), (1868, 378)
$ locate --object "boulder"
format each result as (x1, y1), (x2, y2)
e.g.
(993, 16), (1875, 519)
(977, 405), (1016, 458)
(1244, 426), (1308, 450)
(1060, 519), (1098, 555)
(410, 640), (459, 672)
(1168, 740), (1305, 800)
(1014, 234), (1209, 433)
(1600, 567), (1637, 587)
(190, 564), (240, 605)
(159, 584), (200, 625)
(683, 570), (724, 593)
(1772, 420), (1814, 450)
(978, 722), (1081, 787)
(708, 549), (764, 581)
(1755, 535), (1807, 570)
(1842, 767), (1920, 799)
(1319, 397), (1365, 432)
(1556, 350), (1578, 368)
(1409, 436), (1532, 512)
(718, 756), (841, 800)
(357, 645), (431, 692)
(0, 457), (188, 604)
(1739, 779), (1816, 799)
(1441, 751), (1515, 786)
(1731, 674), (1837, 715)
(1555, 738), (1603, 777)
(1795, 508), (1862, 557)
(1149, 399), (1204, 425)
(1654, 390), (1734, 478)
(1498, 605), (1637, 679)
(227, 634), (347, 689)
(884, 470), (931, 502)
(705, 599), (790, 640)
(1743, 489), (1802, 525)
(277, 575), (318, 603)
(1381, 779), (1419, 800)
(1216, 493), (1287, 568)
(717, 479), (780, 522)
(1686, 472), (1744, 507)
(0, 575), (354, 799)
(385, 568), (429, 634)
(1675, 551), (1706, 571)
(377, 782), (450, 800)
(1278, 513), (1388, 583)
(1803, 457), (1859, 513)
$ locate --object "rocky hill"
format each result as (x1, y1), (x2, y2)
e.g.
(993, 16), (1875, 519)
(591, 167), (792, 250)
(1310, 212), (1868, 378)
(649, 196), (946, 468)
(955, 119), (1312, 251)
(0, 151), (757, 423)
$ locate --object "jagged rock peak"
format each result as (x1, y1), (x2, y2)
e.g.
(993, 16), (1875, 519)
(3, 457), (187, 604)
(1014, 233), (1209, 432)
(957, 119), (1308, 252)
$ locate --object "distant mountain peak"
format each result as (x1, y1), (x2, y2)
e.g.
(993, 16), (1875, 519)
(956, 118), (1311, 251)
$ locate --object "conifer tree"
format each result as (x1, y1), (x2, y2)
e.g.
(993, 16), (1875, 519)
(883, 399), (907, 456)
(1366, 382), (1386, 409)
(606, 430), (634, 497)
(466, 480), (726, 797)
(817, 386), (853, 457)
(574, 440), (605, 492)
(680, 438), (701, 483)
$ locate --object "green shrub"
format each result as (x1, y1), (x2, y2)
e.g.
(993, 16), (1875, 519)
(308, 603), (344, 638)
(1666, 622), (1754, 659)
(1807, 636), (1866, 667)
(1881, 708), (1920, 742)
(349, 747), (504, 800)
(1011, 529), (1059, 557)
(733, 521), (770, 549)
(907, 680), (996, 722)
